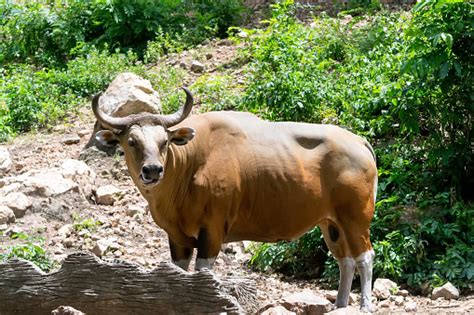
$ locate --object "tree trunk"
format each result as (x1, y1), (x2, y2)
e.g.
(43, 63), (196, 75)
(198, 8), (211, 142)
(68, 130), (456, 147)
(0, 252), (257, 314)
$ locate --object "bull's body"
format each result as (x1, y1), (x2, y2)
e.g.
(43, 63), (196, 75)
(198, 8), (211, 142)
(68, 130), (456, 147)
(137, 111), (375, 250)
(93, 89), (377, 311)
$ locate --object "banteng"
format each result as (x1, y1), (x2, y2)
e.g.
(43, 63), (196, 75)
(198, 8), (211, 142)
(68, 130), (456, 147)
(93, 87), (378, 312)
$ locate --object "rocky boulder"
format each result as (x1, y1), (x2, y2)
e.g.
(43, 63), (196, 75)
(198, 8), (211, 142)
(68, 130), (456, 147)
(95, 185), (122, 205)
(85, 72), (162, 149)
(0, 147), (12, 175)
(259, 290), (332, 315)
(0, 192), (31, 218)
(431, 282), (460, 300)
(373, 278), (398, 300)
(0, 159), (96, 220)
(0, 205), (15, 224)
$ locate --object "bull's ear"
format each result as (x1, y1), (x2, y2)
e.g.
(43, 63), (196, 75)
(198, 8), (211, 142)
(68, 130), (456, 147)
(168, 127), (195, 146)
(95, 130), (119, 147)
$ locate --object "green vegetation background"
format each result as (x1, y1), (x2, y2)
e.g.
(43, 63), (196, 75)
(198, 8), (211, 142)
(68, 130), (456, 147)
(0, 0), (472, 293)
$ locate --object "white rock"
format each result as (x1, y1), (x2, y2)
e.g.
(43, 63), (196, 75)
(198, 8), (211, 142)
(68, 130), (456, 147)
(404, 301), (417, 312)
(394, 295), (404, 306)
(373, 278), (398, 300)
(190, 60), (205, 73)
(0, 205), (15, 224)
(22, 169), (76, 197)
(62, 136), (81, 145)
(0, 192), (32, 218)
(280, 290), (333, 314)
(125, 204), (145, 217)
(96, 185), (122, 205)
(325, 306), (361, 315)
(398, 289), (409, 297)
(61, 159), (96, 197)
(62, 238), (74, 248)
(57, 224), (74, 238)
(77, 130), (90, 138)
(431, 282), (460, 300)
(260, 305), (296, 315)
(0, 182), (21, 196)
(92, 238), (111, 257)
(0, 147), (12, 174)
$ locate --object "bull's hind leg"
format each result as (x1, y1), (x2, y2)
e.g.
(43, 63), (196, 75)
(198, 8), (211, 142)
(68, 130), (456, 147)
(321, 215), (374, 312)
(320, 220), (355, 309)
(338, 204), (375, 312)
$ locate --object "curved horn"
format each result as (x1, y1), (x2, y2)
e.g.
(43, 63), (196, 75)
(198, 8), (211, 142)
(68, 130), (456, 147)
(92, 92), (132, 132)
(160, 87), (194, 127)
(92, 87), (194, 131)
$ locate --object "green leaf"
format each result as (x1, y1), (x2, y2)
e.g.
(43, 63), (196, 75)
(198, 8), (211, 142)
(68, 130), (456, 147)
(438, 62), (450, 79)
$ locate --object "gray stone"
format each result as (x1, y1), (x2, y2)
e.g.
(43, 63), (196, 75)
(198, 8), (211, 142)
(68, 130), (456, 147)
(125, 204), (145, 217)
(0, 205), (15, 224)
(91, 238), (118, 257)
(62, 136), (81, 145)
(51, 305), (85, 315)
(0, 147), (12, 174)
(77, 130), (90, 138)
(404, 301), (417, 312)
(260, 305), (296, 315)
(394, 295), (404, 306)
(96, 185), (122, 205)
(0, 192), (32, 218)
(398, 289), (409, 297)
(57, 224), (74, 238)
(190, 60), (205, 73)
(373, 278), (398, 300)
(91, 239), (110, 257)
(21, 170), (76, 197)
(431, 282), (460, 300)
(325, 306), (360, 315)
(280, 290), (332, 315)
(85, 72), (162, 149)
(60, 159), (96, 197)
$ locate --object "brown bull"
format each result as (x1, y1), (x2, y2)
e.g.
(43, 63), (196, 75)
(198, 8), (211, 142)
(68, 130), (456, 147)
(92, 87), (377, 312)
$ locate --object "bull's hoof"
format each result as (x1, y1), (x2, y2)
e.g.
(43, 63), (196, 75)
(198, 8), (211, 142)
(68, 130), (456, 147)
(360, 304), (375, 313)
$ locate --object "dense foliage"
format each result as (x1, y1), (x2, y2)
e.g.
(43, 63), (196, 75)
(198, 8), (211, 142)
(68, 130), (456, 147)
(243, 0), (473, 292)
(0, 0), (246, 67)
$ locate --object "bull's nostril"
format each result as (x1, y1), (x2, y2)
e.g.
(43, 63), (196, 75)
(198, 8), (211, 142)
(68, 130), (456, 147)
(141, 164), (164, 180)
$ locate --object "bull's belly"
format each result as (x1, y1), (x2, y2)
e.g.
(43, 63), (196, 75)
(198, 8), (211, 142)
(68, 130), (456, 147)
(224, 204), (327, 243)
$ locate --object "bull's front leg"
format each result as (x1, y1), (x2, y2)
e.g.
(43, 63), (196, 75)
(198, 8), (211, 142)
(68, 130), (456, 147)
(169, 238), (193, 271)
(195, 227), (222, 270)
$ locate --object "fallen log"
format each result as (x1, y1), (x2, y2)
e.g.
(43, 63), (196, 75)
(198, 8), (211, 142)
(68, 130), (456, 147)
(0, 252), (257, 314)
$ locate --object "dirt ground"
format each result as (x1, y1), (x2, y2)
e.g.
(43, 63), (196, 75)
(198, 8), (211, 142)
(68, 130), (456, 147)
(1, 40), (473, 314)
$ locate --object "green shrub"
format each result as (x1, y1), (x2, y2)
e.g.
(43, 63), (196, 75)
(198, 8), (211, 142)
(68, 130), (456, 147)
(0, 232), (55, 272)
(0, 49), (145, 141)
(192, 74), (241, 112)
(0, 0), (246, 67)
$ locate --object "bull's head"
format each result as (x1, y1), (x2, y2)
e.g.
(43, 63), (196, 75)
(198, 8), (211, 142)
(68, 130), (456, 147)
(92, 87), (195, 187)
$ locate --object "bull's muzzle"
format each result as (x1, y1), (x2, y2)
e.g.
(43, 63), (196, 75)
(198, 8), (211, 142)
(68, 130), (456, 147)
(140, 163), (164, 186)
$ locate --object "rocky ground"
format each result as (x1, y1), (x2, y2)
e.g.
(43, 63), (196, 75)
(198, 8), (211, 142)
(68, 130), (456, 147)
(1, 40), (473, 314)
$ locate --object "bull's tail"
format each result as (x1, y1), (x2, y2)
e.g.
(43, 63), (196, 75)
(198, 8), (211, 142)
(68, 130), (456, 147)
(363, 139), (377, 203)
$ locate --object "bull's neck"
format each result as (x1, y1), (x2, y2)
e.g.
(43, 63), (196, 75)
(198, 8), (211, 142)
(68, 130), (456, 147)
(144, 144), (193, 215)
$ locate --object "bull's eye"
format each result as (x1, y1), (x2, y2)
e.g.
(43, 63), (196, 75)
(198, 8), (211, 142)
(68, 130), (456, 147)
(128, 138), (135, 147)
